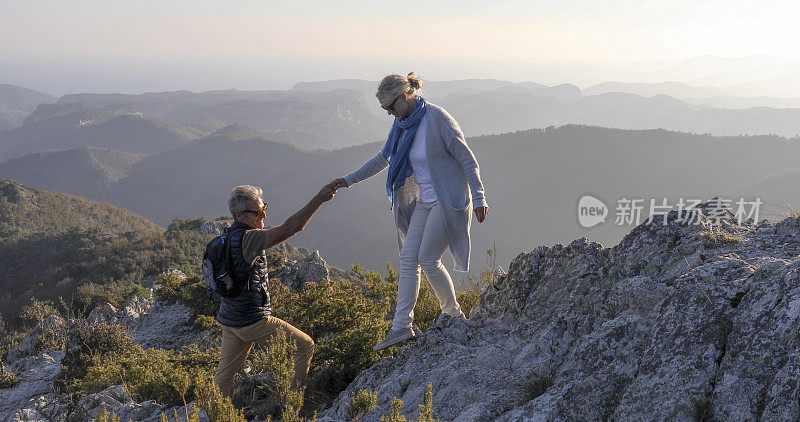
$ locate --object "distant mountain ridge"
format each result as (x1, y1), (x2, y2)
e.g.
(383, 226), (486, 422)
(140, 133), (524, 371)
(0, 148), (144, 199)
(55, 88), (386, 150)
(583, 81), (732, 98)
(4, 125), (800, 273)
(0, 178), (158, 240)
(0, 84), (55, 130)
(293, 78), (800, 137)
(7, 80), (800, 166)
(0, 103), (195, 161)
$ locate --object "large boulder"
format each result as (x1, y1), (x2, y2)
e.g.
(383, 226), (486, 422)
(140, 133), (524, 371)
(87, 289), (214, 351)
(0, 350), (66, 422)
(69, 385), (209, 422)
(322, 207), (800, 421)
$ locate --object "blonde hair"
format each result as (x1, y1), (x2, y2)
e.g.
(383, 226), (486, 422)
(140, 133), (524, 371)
(376, 72), (422, 108)
(228, 185), (262, 217)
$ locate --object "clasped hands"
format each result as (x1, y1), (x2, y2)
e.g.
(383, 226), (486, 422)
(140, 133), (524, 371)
(315, 178), (347, 202)
(318, 178), (488, 223)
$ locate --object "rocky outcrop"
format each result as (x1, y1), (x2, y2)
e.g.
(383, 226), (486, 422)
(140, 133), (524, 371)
(0, 286), (215, 421)
(10, 199), (800, 421)
(69, 385), (208, 422)
(322, 207), (800, 421)
(88, 283), (216, 350)
(0, 350), (66, 422)
(271, 246), (364, 292)
(278, 249), (331, 291)
(5, 316), (67, 364)
(197, 220), (230, 235)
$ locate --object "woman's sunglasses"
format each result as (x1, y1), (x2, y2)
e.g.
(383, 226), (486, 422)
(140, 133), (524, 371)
(381, 95), (400, 111)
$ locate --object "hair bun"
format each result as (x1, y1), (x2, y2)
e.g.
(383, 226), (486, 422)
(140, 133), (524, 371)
(407, 72), (422, 90)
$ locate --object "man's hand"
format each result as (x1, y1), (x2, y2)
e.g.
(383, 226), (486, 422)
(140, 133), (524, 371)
(315, 182), (338, 202)
(475, 206), (488, 223)
(331, 178), (349, 189)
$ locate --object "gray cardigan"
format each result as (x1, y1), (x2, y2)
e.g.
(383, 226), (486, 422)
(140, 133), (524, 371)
(343, 103), (487, 271)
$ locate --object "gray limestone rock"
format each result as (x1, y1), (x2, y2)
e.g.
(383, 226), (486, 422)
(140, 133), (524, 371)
(0, 350), (65, 422)
(322, 209), (800, 421)
(6, 316), (67, 364)
(69, 384), (209, 422)
(278, 249), (331, 291)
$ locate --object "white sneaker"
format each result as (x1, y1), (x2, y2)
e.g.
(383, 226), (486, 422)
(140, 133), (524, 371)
(373, 327), (415, 351)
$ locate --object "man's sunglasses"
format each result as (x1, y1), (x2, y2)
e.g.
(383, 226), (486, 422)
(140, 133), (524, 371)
(381, 95), (400, 111)
(242, 203), (268, 216)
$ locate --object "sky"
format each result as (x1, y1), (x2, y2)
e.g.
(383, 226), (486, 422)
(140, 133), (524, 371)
(2, 0), (800, 94)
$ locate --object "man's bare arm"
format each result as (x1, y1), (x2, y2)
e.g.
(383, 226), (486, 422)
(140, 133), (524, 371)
(261, 183), (337, 250)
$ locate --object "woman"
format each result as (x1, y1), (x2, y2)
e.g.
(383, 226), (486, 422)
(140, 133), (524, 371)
(332, 72), (488, 351)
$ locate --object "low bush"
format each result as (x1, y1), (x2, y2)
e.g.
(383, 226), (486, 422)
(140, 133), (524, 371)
(269, 277), (392, 402)
(347, 389), (378, 421)
(157, 273), (218, 319)
(0, 364), (18, 388)
(57, 322), (139, 394)
(71, 343), (217, 407)
(72, 281), (151, 316)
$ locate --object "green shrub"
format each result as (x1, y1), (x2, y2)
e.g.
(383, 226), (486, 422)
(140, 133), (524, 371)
(457, 276), (487, 319)
(417, 383), (439, 422)
(167, 217), (206, 233)
(194, 314), (222, 340)
(269, 277), (391, 401)
(71, 281), (149, 317)
(96, 409), (121, 422)
(158, 273), (218, 319)
(380, 398), (406, 422)
(72, 344), (218, 407)
(377, 384), (439, 422)
(19, 299), (59, 327)
(355, 263), (397, 304)
(264, 330), (304, 421)
(0, 364), (18, 389)
(72, 283), (125, 315)
(0, 329), (24, 361)
(37, 324), (67, 353)
(412, 275), (440, 331)
(193, 377), (246, 421)
(347, 389), (378, 421)
(58, 322), (139, 394)
(126, 283), (151, 301)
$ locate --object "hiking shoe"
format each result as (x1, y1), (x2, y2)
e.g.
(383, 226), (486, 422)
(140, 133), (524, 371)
(373, 327), (415, 351)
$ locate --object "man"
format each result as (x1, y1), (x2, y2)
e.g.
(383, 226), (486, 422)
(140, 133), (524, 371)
(213, 182), (338, 397)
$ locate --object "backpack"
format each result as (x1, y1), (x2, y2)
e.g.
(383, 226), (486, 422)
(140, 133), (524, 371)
(201, 229), (245, 299)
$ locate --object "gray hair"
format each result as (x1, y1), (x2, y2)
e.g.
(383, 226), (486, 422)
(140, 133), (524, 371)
(376, 72), (422, 108)
(228, 185), (262, 217)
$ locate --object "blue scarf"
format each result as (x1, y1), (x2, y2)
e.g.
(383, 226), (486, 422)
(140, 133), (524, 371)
(381, 97), (428, 205)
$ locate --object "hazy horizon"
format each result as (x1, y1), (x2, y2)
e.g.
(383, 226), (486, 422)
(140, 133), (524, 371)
(4, 1), (800, 96)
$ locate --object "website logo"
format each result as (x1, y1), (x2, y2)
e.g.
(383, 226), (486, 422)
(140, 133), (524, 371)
(578, 195), (608, 228)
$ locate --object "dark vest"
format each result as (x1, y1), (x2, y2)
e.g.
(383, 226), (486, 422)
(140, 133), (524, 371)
(216, 221), (271, 327)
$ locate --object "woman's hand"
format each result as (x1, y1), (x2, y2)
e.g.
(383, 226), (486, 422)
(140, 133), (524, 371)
(315, 183), (338, 202)
(331, 178), (349, 189)
(475, 206), (488, 223)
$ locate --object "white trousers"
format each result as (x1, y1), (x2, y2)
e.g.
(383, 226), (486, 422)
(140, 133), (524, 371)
(393, 200), (463, 330)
